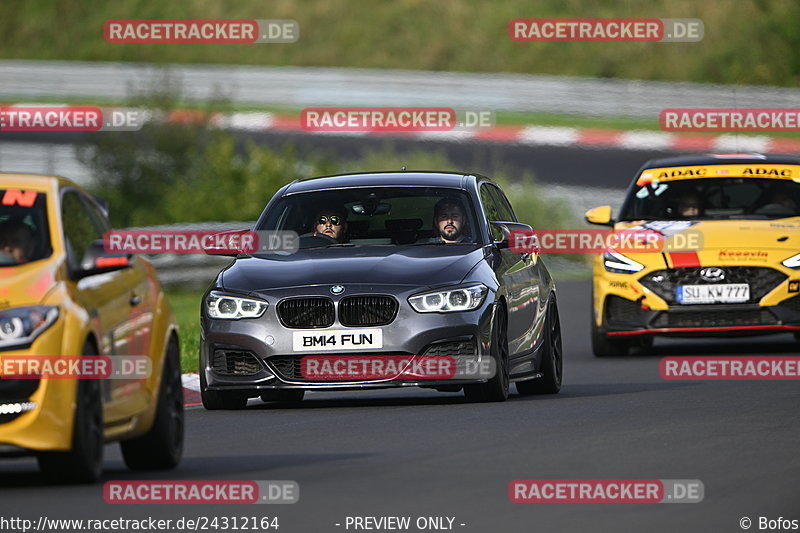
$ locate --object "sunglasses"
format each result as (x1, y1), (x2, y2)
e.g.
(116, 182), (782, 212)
(317, 215), (343, 226)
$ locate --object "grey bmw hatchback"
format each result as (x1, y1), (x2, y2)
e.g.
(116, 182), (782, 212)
(199, 171), (562, 408)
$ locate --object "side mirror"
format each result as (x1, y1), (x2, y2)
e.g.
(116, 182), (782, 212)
(490, 221), (533, 249)
(74, 239), (132, 279)
(585, 205), (614, 226)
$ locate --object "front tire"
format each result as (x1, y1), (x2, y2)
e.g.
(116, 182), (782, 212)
(37, 341), (104, 484)
(517, 296), (562, 395)
(120, 336), (184, 470)
(464, 304), (509, 403)
(591, 312), (630, 357)
(200, 369), (248, 410)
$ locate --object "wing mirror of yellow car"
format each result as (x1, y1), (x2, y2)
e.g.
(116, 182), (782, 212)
(73, 239), (132, 280)
(585, 205), (614, 226)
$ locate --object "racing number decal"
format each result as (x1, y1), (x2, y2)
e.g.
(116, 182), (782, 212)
(1, 189), (37, 207)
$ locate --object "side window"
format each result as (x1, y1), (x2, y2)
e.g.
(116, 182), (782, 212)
(490, 185), (518, 222)
(81, 196), (112, 234)
(479, 183), (504, 241)
(61, 191), (102, 268)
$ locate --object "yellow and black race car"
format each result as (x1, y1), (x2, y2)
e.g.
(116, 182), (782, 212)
(0, 173), (183, 482)
(586, 154), (800, 356)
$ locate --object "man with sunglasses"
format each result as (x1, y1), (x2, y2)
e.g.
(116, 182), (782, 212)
(313, 208), (348, 242)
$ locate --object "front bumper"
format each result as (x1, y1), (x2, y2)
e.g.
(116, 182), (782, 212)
(200, 284), (495, 395)
(0, 320), (77, 453)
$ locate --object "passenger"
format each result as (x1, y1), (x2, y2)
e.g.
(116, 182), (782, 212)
(432, 197), (469, 243)
(0, 220), (35, 263)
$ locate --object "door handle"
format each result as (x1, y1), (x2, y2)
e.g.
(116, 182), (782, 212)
(129, 294), (142, 306)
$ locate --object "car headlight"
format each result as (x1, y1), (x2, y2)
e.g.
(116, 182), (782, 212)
(206, 292), (268, 319)
(603, 251), (644, 274)
(782, 253), (800, 269)
(0, 306), (59, 349)
(409, 284), (488, 313)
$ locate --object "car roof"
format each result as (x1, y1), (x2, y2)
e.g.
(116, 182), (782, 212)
(0, 172), (81, 192)
(283, 171), (479, 195)
(642, 153), (800, 169)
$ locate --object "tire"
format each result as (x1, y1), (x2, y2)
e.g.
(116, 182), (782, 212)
(120, 336), (184, 470)
(464, 304), (509, 403)
(591, 312), (630, 357)
(517, 297), (563, 395)
(200, 368), (248, 410)
(260, 390), (305, 403)
(37, 341), (104, 484)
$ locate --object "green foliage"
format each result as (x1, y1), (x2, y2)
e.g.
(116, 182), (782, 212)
(1, 0), (799, 86)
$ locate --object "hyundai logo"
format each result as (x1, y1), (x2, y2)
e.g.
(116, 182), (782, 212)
(700, 267), (725, 282)
(330, 285), (345, 295)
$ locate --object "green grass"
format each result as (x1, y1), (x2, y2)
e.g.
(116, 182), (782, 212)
(165, 290), (203, 373)
(1, 0), (799, 87)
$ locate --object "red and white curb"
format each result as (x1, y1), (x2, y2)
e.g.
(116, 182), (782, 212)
(3, 104), (800, 153)
(181, 373), (201, 407)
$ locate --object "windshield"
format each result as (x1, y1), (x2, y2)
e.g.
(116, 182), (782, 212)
(0, 189), (52, 266)
(257, 187), (481, 249)
(619, 177), (800, 221)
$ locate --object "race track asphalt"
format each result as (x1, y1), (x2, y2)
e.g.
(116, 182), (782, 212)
(1, 280), (799, 533)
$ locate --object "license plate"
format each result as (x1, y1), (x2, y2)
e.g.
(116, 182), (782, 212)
(292, 329), (383, 351)
(676, 284), (750, 304)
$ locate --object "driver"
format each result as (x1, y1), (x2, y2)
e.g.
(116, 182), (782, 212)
(0, 220), (35, 264)
(676, 191), (703, 218)
(312, 207), (348, 243)
(432, 197), (470, 243)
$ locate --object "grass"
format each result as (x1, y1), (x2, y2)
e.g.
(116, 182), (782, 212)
(0, 0), (799, 87)
(165, 290), (203, 373)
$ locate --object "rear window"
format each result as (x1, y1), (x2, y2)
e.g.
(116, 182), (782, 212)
(0, 189), (52, 266)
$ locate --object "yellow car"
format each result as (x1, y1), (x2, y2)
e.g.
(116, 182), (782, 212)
(0, 173), (183, 482)
(586, 154), (800, 356)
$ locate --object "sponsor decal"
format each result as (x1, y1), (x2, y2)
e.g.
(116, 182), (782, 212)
(718, 250), (769, 262)
(609, 280), (628, 289)
(637, 165), (800, 185)
(789, 281), (799, 293)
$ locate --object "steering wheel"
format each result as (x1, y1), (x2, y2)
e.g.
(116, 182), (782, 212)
(298, 232), (338, 248)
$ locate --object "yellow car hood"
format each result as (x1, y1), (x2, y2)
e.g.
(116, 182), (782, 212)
(0, 263), (58, 309)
